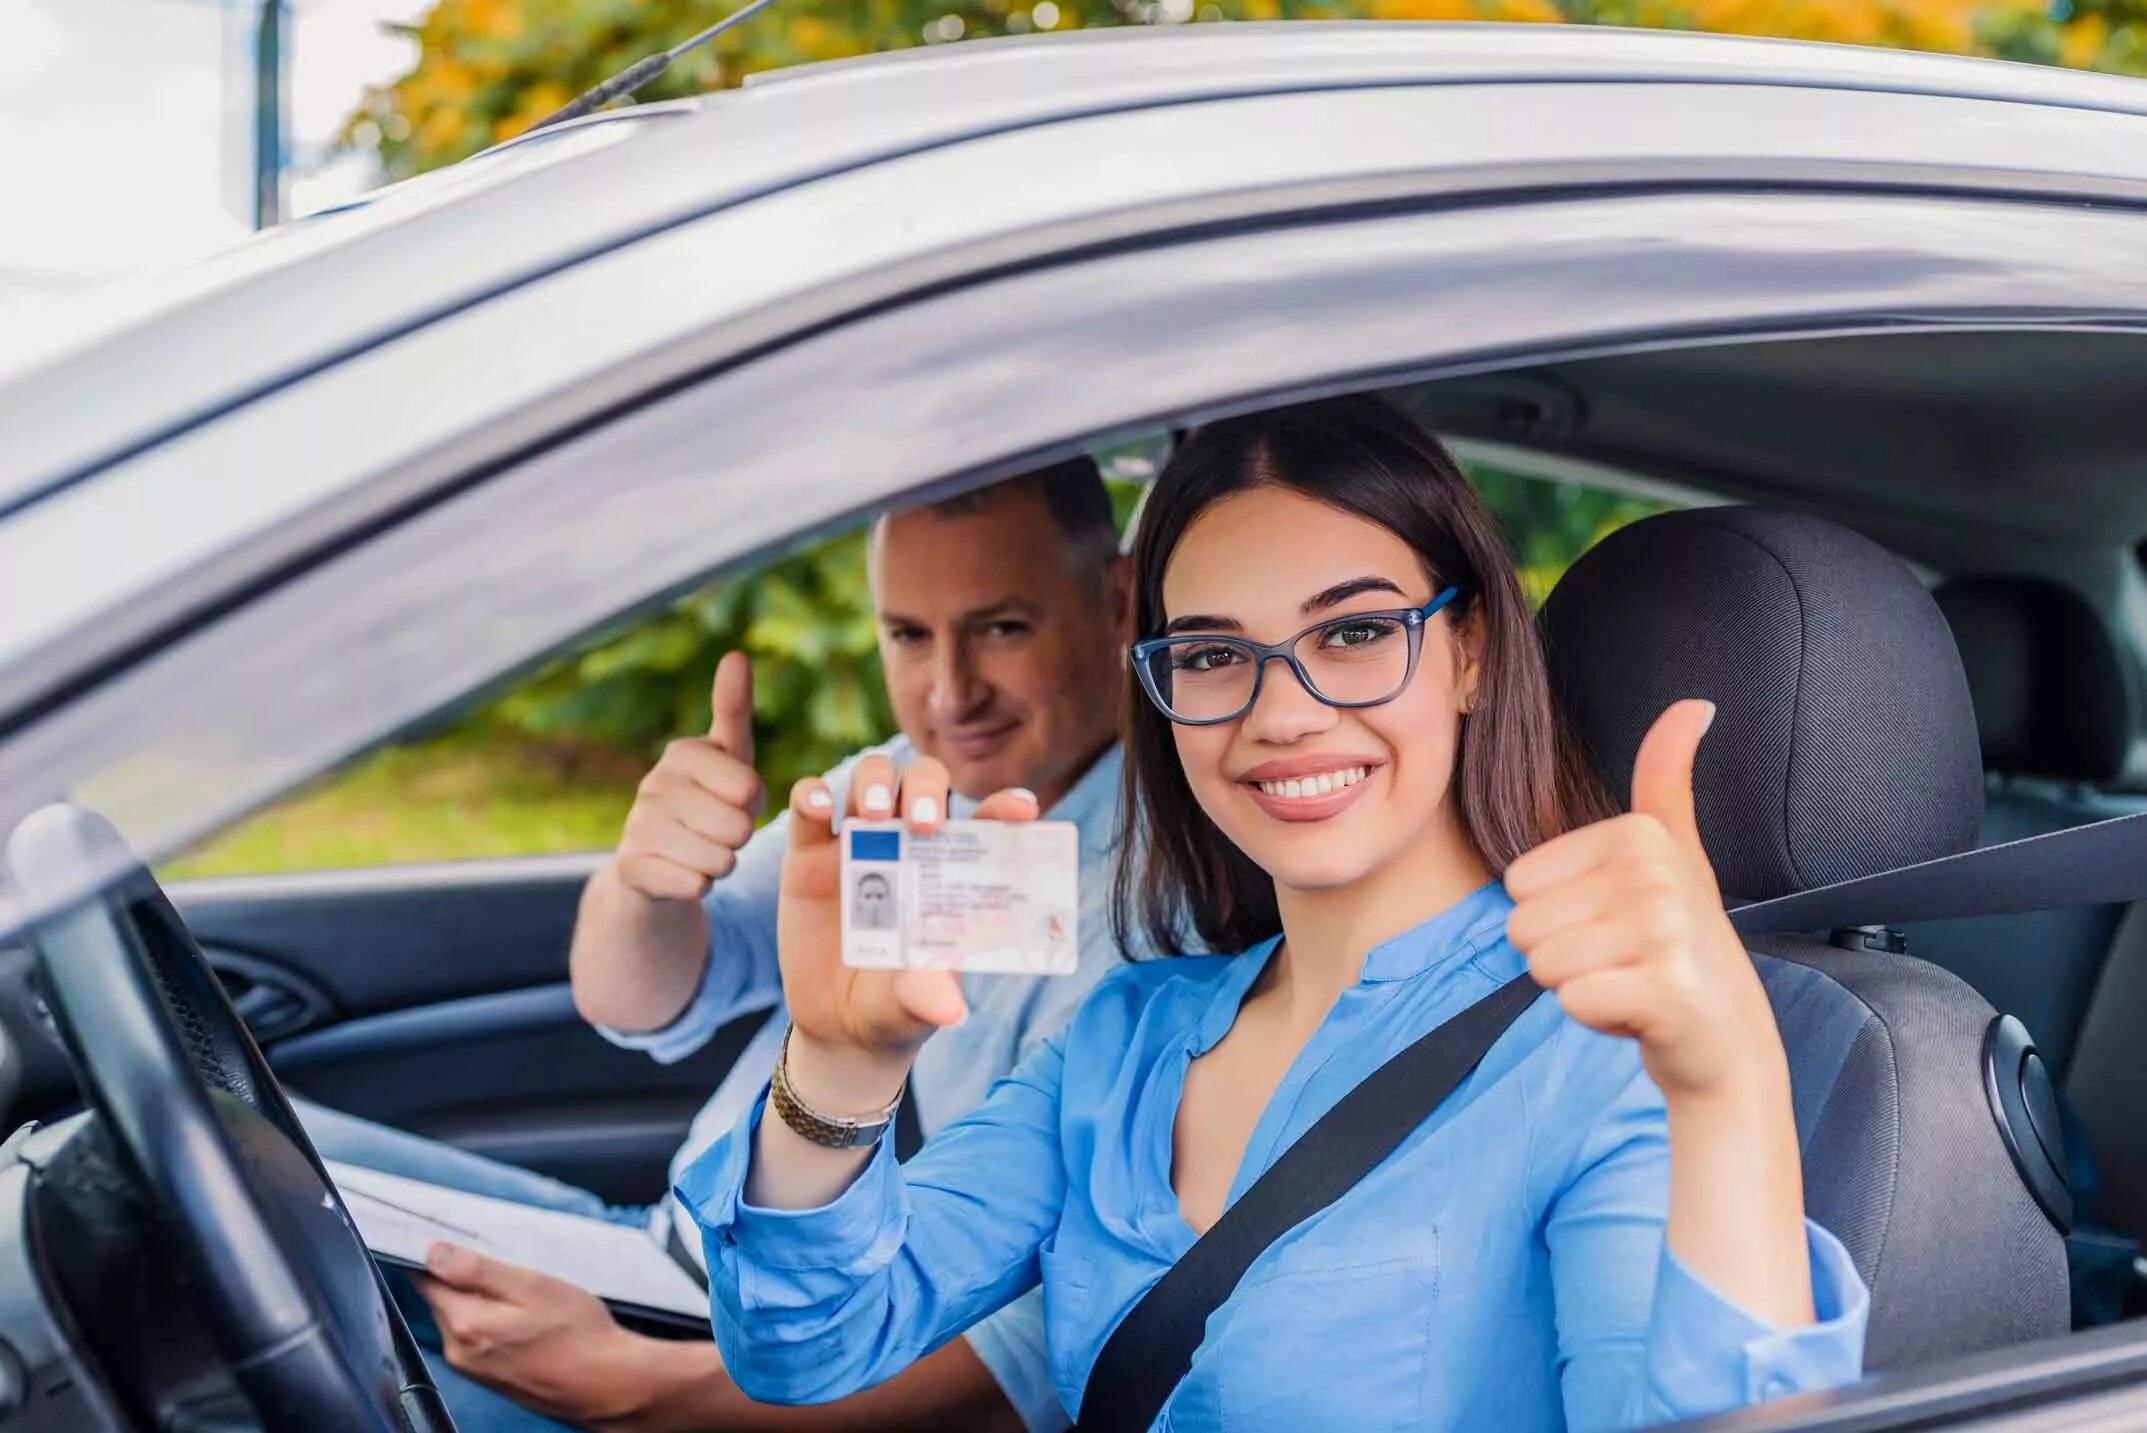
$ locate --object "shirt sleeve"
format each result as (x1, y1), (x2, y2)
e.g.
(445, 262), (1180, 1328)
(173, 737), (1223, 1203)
(1546, 1063), (1869, 1432)
(596, 745), (880, 1063)
(673, 1031), (1072, 1407)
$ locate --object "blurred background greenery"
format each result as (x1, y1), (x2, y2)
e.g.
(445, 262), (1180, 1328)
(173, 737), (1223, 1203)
(167, 0), (2127, 875)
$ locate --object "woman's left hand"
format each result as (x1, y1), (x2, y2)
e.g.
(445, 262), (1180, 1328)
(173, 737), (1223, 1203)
(1503, 699), (1784, 1103)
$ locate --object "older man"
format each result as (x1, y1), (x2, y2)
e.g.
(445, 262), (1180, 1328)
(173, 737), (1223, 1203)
(303, 456), (1139, 1433)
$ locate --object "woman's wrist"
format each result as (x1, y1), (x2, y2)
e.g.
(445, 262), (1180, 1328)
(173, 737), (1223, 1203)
(783, 1027), (913, 1117)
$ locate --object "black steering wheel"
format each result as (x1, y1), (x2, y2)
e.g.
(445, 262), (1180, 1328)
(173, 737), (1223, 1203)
(6, 804), (452, 1433)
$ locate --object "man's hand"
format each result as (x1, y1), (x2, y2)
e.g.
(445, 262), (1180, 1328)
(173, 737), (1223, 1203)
(415, 1242), (662, 1429)
(615, 652), (765, 903)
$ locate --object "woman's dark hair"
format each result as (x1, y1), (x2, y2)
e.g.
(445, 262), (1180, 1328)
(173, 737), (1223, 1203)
(1113, 395), (1615, 957)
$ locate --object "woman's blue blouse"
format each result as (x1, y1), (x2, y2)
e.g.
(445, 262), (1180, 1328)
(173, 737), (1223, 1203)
(678, 882), (1867, 1431)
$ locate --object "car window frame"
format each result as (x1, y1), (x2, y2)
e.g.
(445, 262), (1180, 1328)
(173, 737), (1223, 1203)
(11, 181), (2147, 943)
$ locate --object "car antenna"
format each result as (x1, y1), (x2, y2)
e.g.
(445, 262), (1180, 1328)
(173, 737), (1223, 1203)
(527, 0), (784, 133)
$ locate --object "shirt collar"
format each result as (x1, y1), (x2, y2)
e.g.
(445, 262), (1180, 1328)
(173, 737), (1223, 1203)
(1189, 880), (1514, 1054)
(936, 741), (1119, 859)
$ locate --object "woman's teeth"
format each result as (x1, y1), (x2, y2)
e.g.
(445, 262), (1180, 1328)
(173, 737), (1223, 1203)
(1254, 766), (1369, 800)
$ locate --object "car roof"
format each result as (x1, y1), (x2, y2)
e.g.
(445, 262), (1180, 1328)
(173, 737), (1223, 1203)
(10, 21), (2147, 515)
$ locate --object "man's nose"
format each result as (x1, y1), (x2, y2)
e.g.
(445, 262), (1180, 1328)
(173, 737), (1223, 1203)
(928, 642), (987, 722)
(1240, 657), (1337, 745)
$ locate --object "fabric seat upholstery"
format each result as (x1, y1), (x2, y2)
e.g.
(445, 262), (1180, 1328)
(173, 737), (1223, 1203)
(1903, 577), (2141, 1075)
(1541, 506), (2069, 1369)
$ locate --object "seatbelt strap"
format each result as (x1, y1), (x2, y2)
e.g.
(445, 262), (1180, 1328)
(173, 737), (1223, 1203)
(1071, 971), (1542, 1433)
(1727, 806), (2147, 934)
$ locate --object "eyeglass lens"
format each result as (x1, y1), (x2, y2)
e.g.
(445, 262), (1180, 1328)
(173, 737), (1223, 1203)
(1145, 612), (1415, 722)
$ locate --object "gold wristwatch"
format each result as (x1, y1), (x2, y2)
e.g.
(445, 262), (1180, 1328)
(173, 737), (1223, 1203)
(769, 1026), (904, 1149)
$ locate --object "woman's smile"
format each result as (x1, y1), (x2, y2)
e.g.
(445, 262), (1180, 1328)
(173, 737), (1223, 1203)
(1238, 756), (1383, 822)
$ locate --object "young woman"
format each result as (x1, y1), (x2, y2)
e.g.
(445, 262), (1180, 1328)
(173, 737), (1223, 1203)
(676, 397), (1867, 1431)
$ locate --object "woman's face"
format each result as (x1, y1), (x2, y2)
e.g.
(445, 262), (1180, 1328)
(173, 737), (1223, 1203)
(1159, 486), (1481, 894)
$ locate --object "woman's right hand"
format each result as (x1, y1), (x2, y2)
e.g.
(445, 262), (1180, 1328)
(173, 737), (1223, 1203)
(777, 752), (1041, 1070)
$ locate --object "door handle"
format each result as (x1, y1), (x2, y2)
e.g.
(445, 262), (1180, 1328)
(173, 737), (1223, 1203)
(203, 948), (334, 1044)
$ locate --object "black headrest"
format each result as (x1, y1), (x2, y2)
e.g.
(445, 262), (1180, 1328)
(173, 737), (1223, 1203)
(1933, 577), (2129, 784)
(1541, 506), (1982, 903)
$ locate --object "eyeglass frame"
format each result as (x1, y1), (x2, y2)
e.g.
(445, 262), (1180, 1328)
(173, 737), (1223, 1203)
(1128, 586), (1465, 727)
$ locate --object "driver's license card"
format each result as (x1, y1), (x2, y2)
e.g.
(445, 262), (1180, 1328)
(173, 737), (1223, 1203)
(839, 819), (1079, 975)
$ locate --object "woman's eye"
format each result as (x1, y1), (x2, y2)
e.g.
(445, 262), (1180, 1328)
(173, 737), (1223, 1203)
(1171, 643), (1244, 673)
(1320, 618), (1404, 649)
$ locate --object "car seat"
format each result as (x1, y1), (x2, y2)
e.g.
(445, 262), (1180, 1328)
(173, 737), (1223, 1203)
(1541, 506), (2070, 1369)
(1904, 577), (2141, 1073)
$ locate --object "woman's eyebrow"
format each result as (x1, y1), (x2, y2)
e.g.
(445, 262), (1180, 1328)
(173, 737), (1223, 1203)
(1302, 575), (1408, 614)
(1160, 612), (1242, 635)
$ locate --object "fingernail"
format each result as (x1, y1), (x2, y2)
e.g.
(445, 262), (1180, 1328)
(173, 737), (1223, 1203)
(1697, 700), (1717, 735)
(1009, 787), (1037, 807)
(910, 795), (939, 824)
(863, 783), (892, 813)
(805, 788), (832, 811)
(427, 1243), (460, 1275)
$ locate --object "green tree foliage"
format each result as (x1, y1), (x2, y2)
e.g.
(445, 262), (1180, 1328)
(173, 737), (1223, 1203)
(479, 530), (895, 789)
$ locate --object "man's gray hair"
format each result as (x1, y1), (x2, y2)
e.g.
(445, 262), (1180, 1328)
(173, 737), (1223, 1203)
(916, 456), (1120, 578)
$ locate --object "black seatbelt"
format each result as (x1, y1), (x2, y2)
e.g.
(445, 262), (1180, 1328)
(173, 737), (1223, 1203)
(1073, 806), (2147, 1432)
(1072, 971), (1542, 1433)
(1725, 806), (2147, 934)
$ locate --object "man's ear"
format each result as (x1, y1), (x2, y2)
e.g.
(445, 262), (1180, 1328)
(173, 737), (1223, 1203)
(1104, 554), (1136, 640)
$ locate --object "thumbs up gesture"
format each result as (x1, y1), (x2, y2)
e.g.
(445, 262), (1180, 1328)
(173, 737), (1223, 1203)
(612, 652), (767, 903)
(1504, 700), (1782, 1100)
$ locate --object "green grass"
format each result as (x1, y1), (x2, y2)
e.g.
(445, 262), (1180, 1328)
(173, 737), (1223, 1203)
(163, 736), (644, 880)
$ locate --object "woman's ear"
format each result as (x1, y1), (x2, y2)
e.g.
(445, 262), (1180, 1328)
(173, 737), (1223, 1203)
(1455, 604), (1488, 714)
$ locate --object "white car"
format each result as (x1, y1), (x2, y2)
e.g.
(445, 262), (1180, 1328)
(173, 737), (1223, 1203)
(3, 22), (2147, 1430)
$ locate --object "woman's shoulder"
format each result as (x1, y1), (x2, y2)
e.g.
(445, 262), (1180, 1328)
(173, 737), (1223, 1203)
(1066, 950), (1248, 1040)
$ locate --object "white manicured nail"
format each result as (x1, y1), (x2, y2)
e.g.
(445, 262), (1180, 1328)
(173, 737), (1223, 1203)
(864, 783), (892, 813)
(805, 788), (832, 811)
(910, 796), (940, 824)
(1009, 788), (1037, 806)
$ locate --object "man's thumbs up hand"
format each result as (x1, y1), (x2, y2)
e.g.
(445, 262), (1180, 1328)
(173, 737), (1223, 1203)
(1505, 700), (1780, 1101)
(611, 652), (769, 904)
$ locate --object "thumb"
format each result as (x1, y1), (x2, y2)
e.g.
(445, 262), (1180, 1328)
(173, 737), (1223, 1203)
(893, 969), (967, 1030)
(425, 1241), (514, 1294)
(709, 651), (756, 762)
(1629, 698), (1715, 858)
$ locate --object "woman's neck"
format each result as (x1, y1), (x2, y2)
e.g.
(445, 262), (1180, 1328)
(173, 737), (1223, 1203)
(1265, 809), (1495, 1023)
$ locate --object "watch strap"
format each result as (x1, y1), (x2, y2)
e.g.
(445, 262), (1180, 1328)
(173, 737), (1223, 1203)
(769, 1026), (904, 1149)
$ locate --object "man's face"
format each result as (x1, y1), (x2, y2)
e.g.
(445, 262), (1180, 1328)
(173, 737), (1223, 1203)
(871, 484), (1131, 807)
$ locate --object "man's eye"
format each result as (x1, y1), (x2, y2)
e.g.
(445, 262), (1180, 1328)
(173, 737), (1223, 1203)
(984, 620), (1033, 640)
(887, 627), (928, 646)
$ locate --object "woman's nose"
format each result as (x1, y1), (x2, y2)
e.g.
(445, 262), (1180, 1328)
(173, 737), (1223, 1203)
(1240, 657), (1337, 744)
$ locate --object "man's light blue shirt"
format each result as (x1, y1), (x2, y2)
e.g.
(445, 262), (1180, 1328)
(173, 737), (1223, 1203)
(598, 735), (1129, 1433)
(677, 881), (1869, 1432)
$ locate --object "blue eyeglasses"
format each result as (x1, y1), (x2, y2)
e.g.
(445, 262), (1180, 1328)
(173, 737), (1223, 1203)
(1129, 587), (1464, 726)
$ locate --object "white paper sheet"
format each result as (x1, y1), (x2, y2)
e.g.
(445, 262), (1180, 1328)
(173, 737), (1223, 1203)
(327, 1159), (708, 1325)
